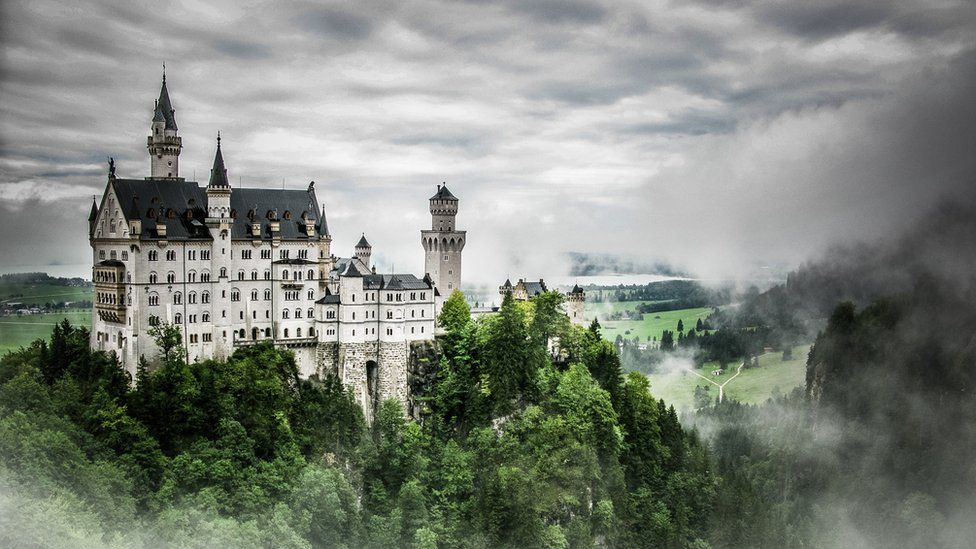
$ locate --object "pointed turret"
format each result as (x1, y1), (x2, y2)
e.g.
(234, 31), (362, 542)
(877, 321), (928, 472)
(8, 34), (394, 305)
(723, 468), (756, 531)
(355, 233), (372, 269)
(205, 134), (232, 221)
(208, 133), (230, 188)
(148, 69), (182, 178)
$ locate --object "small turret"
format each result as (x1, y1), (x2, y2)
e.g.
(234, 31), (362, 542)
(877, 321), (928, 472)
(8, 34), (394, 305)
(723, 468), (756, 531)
(88, 195), (99, 238)
(355, 234), (372, 270)
(566, 284), (586, 326)
(206, 134), (232, 221)
(147, 68), (182, 179)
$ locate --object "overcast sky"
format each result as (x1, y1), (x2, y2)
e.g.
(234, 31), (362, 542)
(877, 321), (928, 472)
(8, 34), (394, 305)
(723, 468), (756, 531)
(1, 0), (974, 283)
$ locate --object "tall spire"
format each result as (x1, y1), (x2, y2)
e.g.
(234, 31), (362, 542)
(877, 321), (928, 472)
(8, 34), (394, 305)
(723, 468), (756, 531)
(319, 203), (330, 237)
(208, 133), (230, 188)
(155, 69), (177, 131)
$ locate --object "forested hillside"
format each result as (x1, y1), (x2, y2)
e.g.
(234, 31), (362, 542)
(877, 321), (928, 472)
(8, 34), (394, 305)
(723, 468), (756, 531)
(0, 291), (714, 548)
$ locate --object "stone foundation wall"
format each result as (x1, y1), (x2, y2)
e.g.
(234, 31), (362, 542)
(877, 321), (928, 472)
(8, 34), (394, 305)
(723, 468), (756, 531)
(315, 338), (437, 423)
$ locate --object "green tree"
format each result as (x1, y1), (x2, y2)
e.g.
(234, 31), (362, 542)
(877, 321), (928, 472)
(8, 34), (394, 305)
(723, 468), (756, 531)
(438, 289), (470, 333)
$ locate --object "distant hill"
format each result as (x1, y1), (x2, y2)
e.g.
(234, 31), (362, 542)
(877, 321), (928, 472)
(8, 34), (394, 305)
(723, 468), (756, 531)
(566, 252), (687, 277)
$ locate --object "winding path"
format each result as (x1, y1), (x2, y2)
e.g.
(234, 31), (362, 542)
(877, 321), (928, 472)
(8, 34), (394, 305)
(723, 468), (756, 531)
(683, 359), (749, 403)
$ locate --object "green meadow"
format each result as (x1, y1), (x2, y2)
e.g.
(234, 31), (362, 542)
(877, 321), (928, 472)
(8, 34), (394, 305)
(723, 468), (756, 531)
(587, 302), (713, 342)
(0, 310), (93, 354)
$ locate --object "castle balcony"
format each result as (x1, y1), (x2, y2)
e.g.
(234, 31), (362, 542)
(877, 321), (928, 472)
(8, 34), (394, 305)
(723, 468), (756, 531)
(280, 281), (305, 289)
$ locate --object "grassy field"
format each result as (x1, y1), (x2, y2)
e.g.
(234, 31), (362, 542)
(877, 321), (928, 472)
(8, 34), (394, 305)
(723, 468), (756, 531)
(589, 304), (713, 342)
(0, 282), (92, 305)
(585, 299), (675, 315)
(646, 345), (810, 411)
(0, 310), (92, 354)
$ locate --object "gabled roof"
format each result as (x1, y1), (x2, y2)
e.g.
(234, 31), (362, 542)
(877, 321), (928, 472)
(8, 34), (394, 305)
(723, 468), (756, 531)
(523, 280), (547, 296)
(316, 288), (341, 304)
(570, 284), (584, 294)
(155, 76), (178, 131)
(430, 184), (457, 201)
(341, 260), (366, 277)
(363, 273), (433, 291)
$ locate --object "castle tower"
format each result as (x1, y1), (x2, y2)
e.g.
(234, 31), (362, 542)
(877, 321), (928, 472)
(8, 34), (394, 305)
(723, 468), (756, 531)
(421, 184), (465, 312)
(566, 284), (586, 326)
(204, 135), (234, 359)
(147, 70), (182, 179)
(355, 234), (372, 270)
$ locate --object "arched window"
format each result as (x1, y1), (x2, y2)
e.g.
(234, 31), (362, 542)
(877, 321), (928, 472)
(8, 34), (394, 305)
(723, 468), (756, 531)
(308, 289), (314, 300)
(295, 308), (302, 319)
(308, 327), (315, 337)
(202, 312), (210, 322)
(237, 270), (245, 281)
(282, 309), (290, 319)
(264, 328), (271, 337)
(251, 289), (258, 301)
(307, 269), (314, 280)
(167, 272), (175, 283)
(284, 328), (289, 338)
(148, 250), (158, 261)
(264, 289), (271, 300)
(201, 270), (211, 282)
(307, 307), (314, 318)
(188, 292), (196, 304)
(174, 313), (182, 324)
(149, 272), (158, 284)
(283, 270), (289, 280)
(296, 327), (302, 337)
(148, 293), (159, 306)
(264, 270), (271, 280)
(202, 291), (210, 304)
(166, 250), (176, 261)
(238, 329), (246, 339)
(220, 267), (227, 278)
(187, 270), (196, 282)
(250, 270), (258, 280)
(252, 328), (259, 340)
(173, 292), (182, 305)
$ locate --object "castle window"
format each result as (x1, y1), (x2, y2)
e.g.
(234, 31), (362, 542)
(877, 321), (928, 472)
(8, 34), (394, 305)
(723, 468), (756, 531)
(220, 267), (227, 278)
(443, 255), (448, 261)
(149, 272), (157, 284)
(187, 271), (196, 282)
(387, 311), (393, 319)
(307, 269), (314, 280)
(387, 328), (393, 336)
(174, 313), (182, 324)
(110, 220), (116, 233)
(188, 250), (196, 260)
(298, 249), (308, 259)
(411, 327), (415, 334)
(295, 308), (302, 319)
(240, 311), (244, 319)
(173, 292), (182, 305)
(283, 210), (291, 220)
(99, 250), (106, 259)
(203, 333), (212, 342)
(265, 328), (271, 337)
(242, 250), (252, 260)
(239, 329), (246, 339)
(307, 307), (314, 318)
(352, 312), (355, 320)
(264, 270), (271, 280)
(202, 291), (210, 304)
(251, 270), (258, 280)
(411, 310), (415, 318)
(149, 250), (158, 261)
(230, 209), (237, 219)
(307, 290), (314, 300)
(261, 249), (271, 259)
(284, 328), (289, 337)
(167, 272), (175, 283)
(296, 327), (302, 337)
(421, 310), (425, 317)
(237, 270), (245, 281)
(201, 271), (211, 282)
(166, 250), (176, 261)
(421, 326), (424, 333)
(283, 270), (289, 280)
(283, 310), (289, 319)
(296, 271), (303, 281)
(231, 290), (240, 301)
(122, 251), (128, 261)
(188, 292), (196, 304)
(264, 289), (271, 300)
(148, 293), (159, 306)
(202, 312), (210, 322)
(167, 209), (176, 219)
(308, 327), (314, 337)
(351, 293), (355, 302)
(149, 315), (160, 326)
(251, 289), (258, 301)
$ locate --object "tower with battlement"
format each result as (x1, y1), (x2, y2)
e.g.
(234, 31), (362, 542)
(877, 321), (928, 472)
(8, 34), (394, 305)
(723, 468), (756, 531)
(421, 184), (465, 312)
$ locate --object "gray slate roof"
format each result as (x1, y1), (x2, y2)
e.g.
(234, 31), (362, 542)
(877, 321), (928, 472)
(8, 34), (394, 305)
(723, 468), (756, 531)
(523, 279), (547, 296)
(155, 78), (178, 131)
(363, 273), (432, 291)
(430, 184), (457, 201)
(109, 178), (327, 241)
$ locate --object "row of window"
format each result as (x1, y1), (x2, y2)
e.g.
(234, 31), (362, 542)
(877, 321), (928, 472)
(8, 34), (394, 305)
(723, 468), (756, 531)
(147, 249), (211, 261)
(98, 250), (128, 261)
(236, 326), (315, 340)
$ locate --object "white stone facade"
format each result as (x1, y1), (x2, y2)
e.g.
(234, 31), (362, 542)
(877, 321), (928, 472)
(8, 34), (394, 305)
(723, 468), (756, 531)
(89, 76), (454, 418)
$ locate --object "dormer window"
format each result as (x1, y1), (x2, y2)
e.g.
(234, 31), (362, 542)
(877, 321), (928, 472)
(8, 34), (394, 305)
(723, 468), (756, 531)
(283, 210), (292, 220)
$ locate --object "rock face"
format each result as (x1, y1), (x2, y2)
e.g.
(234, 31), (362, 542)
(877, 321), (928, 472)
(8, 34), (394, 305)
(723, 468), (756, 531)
(317, 338), (439, 423)
(406, 339), (442, 421)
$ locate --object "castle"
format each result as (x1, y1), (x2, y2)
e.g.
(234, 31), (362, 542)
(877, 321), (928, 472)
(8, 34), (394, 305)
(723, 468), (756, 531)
(88, 75), (464, 420)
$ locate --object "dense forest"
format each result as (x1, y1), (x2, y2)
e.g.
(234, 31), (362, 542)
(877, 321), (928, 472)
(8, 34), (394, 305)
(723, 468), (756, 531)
(0, 290), (714, 548)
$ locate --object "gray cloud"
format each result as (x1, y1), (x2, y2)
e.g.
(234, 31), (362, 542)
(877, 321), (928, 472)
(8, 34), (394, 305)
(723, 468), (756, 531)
(0, 0), (974, 284)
